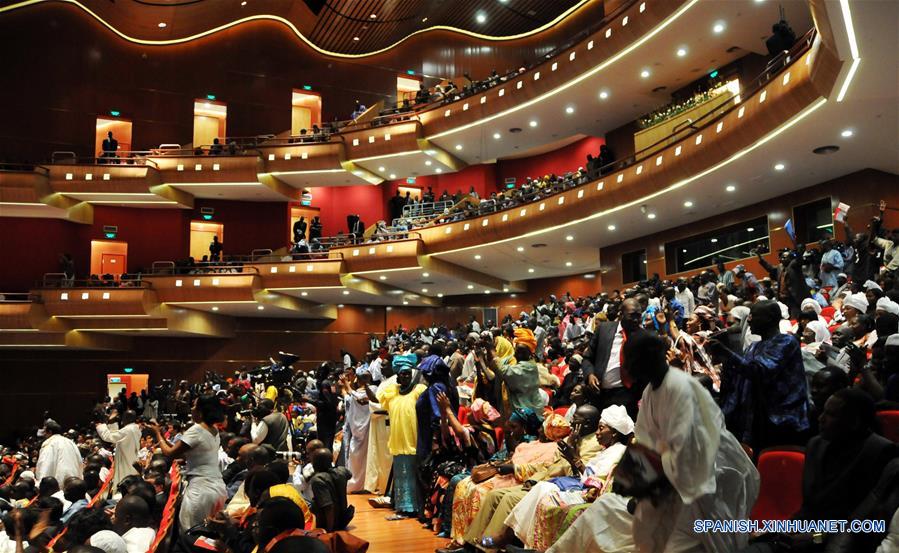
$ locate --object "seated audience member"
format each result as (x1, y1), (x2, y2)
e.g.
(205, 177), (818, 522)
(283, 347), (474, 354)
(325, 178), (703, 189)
(112, 495), (155, 553)
(744, 388), (898, 551)
(308, 448), (354, 532)
(247, 497), (330, 553)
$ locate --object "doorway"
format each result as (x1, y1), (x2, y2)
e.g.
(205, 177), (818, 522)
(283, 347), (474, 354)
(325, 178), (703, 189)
(95, 117), (132, 159)
(190, 220), (224, 262)
(193, 100), (227, 148)
(291, 90), (322, 136)
(106, 373), (149, 400)
(90, 240), (128, 279)
(396, 75), (421, 108)
(290, 205), (319, 243)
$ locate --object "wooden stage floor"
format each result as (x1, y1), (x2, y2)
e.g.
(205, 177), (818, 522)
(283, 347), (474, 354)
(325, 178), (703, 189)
(346, 494), (449, 553)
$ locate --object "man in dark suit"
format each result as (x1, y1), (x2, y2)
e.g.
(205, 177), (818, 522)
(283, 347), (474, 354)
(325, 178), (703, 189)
(581, 297), (642, 417)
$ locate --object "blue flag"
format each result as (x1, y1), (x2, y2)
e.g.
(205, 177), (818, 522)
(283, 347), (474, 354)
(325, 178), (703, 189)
(784, 218), (795, 241)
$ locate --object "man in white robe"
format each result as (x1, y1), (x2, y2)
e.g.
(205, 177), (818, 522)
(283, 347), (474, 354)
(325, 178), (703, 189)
(344, 368), (374, 492)
(363, 373), (396, 496)
(96, 409), (142, 489)
(35, 420), (82, 485)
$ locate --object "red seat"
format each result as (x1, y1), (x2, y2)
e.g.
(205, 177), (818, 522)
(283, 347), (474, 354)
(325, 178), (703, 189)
(877, 411), (899, 443)
(750, 448), (805, 522)
(494, 426), (504, 450)
(553, 407), (569, 417)
(458, 406), (471, 425)
(821, 306), (836, 321)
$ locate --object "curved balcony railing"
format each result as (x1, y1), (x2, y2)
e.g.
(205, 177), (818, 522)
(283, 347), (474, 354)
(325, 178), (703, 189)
(38, 274), (152, 289)
(0, 163), (49, 175)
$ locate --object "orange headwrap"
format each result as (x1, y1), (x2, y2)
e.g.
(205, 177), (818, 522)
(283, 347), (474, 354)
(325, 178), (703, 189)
(542, 413), (572, 441)
(513, 327), (537, 353)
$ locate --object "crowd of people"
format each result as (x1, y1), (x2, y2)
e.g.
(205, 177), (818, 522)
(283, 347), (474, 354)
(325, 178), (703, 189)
(3, 203), (898, 553)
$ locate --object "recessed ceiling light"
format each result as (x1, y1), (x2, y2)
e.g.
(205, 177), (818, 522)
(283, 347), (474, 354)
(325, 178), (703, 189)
(158, 22), (167, 28)
(676, 47), (687, 57)
(436, 168), (442, 173)
(841, 129), (854, 138)
(300, 291), (308, 296)
(647, 213), (657, 219)
(682, 249), (687, 253)
(257, 305), (265, 310)
(455, 144), (463, 150)
(437, 293), (444, 298)
(370, 13), (377, 18)
(342, 290), (350, 295)
(516, 246), (525, 252)
(389, 173), (396, 179)
(422, 272), (430, 277)
(353, 36), (360, 41)
(713, 21), (726, 34)
(474, 254), (482, 260)
(484, 290), (491, 294)
(493, 132), (501, 139)
(529, 120), (538, 127)
(240, 1), (247, 5)
(726, 184), (736, 192)
(565, 261), (573, 267)
(599, 90), (609, 100)
(211, 306), (219, 311)
(379, 275), (387, 280)
(710, 238), (719, 243)
(565, 235), (574, 241)
(378, 166), (385, 172)
(640, 69), (651, 78)
(528, 268), (535, 273)
(403, 301), (409, 305)
(422, 17), (428, 22)
(476, 12), (486, 24)
(774, 163), (786, 171)
(565, 106), (575, 114)
(747, 227), (755, 232)
(425, 160), (432, 166)
(421, 288), (428, 293)
(684, 200), (694, 207)
(467, 284), (474, 289)
(607, 224), (616, 231)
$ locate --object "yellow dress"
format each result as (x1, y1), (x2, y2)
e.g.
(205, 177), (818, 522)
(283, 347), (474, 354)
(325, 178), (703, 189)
(377, 382), (427, 456)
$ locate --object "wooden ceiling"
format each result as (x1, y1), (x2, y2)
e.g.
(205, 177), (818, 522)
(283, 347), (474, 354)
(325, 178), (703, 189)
(305, 0), (587, 54)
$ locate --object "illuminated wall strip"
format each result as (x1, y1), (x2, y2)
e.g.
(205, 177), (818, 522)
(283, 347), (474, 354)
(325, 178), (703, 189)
(835, 0), (860, 102)
(427, 0), (701, 140)
(350, 151), (420, 163)
(88, 200), (179, 205)
(436, 96), (828, 256)
(0, 0), (591, 59)
(265, 169), (345, 176)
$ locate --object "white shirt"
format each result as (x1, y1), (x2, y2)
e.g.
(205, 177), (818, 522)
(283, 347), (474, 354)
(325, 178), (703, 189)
(601, 324), (625, 390)
(461, 351), (477, 383)
(471, 321), (481, 333)
(250, 420), (268, 444)
(369, 356), (384, 382)
(179, 424), (222, 478)
(674, 288), (695, 317)
(36, 434), (83, 484)
(96, 422), (141, 487)
(121, 527), (156, 553)
(343, 353), (352, 368)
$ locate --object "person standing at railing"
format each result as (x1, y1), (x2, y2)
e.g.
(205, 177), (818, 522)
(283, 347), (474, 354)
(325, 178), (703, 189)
(309, 216), (322, 242)
(101, 131), (118, 162)
(292, 217), (307, 244)
(209, 236), (223, 263)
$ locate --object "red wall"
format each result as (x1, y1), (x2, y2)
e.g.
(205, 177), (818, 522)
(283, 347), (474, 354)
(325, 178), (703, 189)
(191, 200), (290, 255)
(308, 186), (387, 236)
(0, 218), (80, 292)
(496, 135), (604, 186)
(83, 206), (191, 272)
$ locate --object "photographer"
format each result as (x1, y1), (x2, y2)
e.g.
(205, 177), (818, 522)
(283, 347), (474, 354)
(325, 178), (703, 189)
(95, 409), (140, 489)
(250, 400), (289, 453)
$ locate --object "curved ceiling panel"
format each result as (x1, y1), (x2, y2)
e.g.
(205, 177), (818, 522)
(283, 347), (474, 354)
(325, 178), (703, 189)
(0, 0), (591, 58)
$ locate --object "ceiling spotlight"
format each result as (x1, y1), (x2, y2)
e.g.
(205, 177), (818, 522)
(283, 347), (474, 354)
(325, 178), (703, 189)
(599, 90), (609, 99)
(565, 261), (573, 267)
(389, 173), (396, 179)
(257, 305), (265, 310)
(647, 213), (657, 219)
(425, 160), (432, 166)
(516, 246), (525, 252)
(455, 144), (463, 150)
(379, 275), (387, 280)
(211, 306), (219, 311)
(158, 22), (167, 28)
(747, 227), (755, 232)
(403, 301), (409, 305)
(640, 69), (651, 78)
(422, 272), (430, 277)
(300, 291), (308, 296)
(369, 13), (377, 19)
(710, 238), (719, 243)
(607, 224), (616, 231)
(342, 290), (350, 295)
(774, 163), (786, 171)
(712, 21), (726, 34)
(493, 132), (501, 139)
(475, 12), (487, 24)
(565, 235), (574, 241)
(529, 120), (538, 128)
(484, 290), (491, 294)
(528, 268), (535, 273)
(421, 288), (428, 293)
(684, 200), (694, 207)
(437, 293), (444, 298)
(436, 168), (442, 173)
(353, 36), (360, 41)
(241, 1), (247, 5)
(422, 17), (428, 22)
(840, 129), (854, 138)
(726, 184), (736, 192)
(467, 284), (474, 289)
(676, 47), (687, 57)
(474, 254), (482, 260)
(378, 166), (385, 172)
(565, 106), (575, 114)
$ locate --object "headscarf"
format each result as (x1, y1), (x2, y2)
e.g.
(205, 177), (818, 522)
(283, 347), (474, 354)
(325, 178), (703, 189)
(509, 407), (541, 436)
(513, 327), (537, 353)
(494, 335), (516, 364)
(469, 398), (501, 424)
(692, 305), (718, 330)
(844, 292), (869, 313)
(863, 280), (883, 292)
(542, 413), (572, 441)
(801, 298), (822, 315)
(268, 484), (315, 530)
(730, 306), (750, 323)
(392, 352), (418, 372)
(599, 405), (635, 436)
(418, 354), (449, 377)
(355, 365), (371, 377)
(876, 297), (899, 315)
(805, 320), (831, 344)
(89, 531), (127, 553)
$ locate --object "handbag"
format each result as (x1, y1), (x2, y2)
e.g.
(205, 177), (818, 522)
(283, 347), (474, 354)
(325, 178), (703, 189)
(470, 463), (499, 484)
